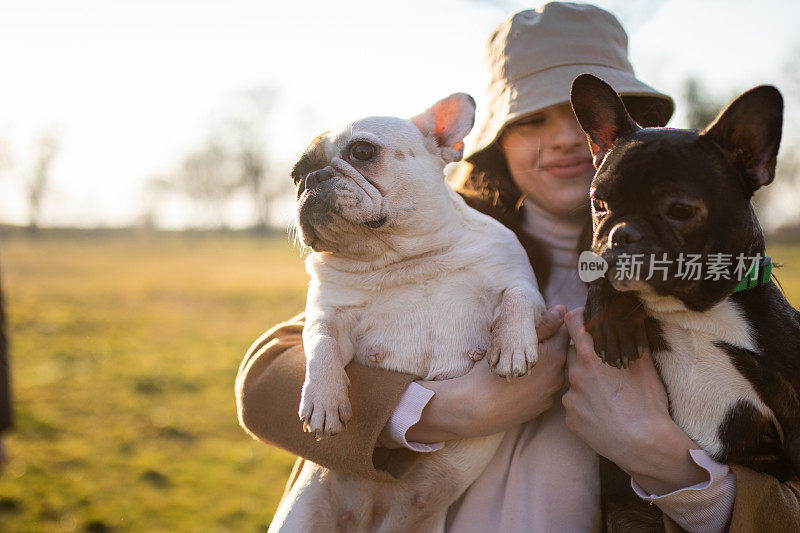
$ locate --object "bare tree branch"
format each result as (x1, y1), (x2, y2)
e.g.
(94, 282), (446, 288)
(27, 131), (60, 232)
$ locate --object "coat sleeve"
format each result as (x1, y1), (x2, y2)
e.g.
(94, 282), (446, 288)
(726, 465), (800, 532)
(0, 268), (12, 433)
(660, 465), (800, 533)
(234, 313), (424, 482)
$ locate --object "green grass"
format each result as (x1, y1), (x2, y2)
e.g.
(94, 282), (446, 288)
(1, 235), (308, 532)
(0, 234), (798, 531)
(770, 242), (800, 302)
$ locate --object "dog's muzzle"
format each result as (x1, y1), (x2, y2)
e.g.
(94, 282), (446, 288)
(304, 167), (334, 191)
(296, 167), (341, 249)
(294, 160), (386, 249)
(297, 167), (335, 198)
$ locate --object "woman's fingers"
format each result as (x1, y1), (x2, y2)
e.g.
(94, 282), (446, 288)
(564, 308), (597, 363)
(539, 327), (569, 367)
(566, 345), (577, 366)
(628, 348), (658, 378)
(536, 305), (567, 340)
(538, 326), (570, 368)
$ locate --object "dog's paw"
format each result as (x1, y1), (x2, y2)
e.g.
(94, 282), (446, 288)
(486, 321), (538, 379)
(298, 370), (352, 439)
(486, 287), (542, 378)
(584, 282), (650, 369)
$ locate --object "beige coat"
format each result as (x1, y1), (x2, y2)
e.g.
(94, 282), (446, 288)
(236, 315), (800, 532)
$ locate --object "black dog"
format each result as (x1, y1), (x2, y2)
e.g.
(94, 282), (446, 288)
(570, 73), (800, 523)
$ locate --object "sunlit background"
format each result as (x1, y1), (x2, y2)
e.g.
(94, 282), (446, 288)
(2, 1), (800, 530)
(1, 0), (799, 232)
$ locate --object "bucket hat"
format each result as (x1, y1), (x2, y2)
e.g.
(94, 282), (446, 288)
(467, 2), (674, 163)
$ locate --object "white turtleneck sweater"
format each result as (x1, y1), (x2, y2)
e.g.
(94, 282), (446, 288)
(381, 200), (735, 533)
(520, 199), (588, 312)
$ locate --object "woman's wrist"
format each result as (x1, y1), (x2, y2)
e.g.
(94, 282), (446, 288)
(625, 418), (709, 495)
(405, 378), (475, 443)
(403, 316), (569, 444)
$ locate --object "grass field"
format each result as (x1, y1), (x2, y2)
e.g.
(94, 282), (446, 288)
(0, 234), (799, 531)
(0, 235), (308, 532)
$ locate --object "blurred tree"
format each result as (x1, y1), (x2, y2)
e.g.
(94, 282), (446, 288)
(138, 175), (172, 231)
(765, 47), (800, 231)
(26, 131), (60, 233)
(682, 66), (800, 232)
(682, 77), (726, 130)
(155, 86), (287, 230)
(175, 140), (239, 229)
(220, 86), (284, 230)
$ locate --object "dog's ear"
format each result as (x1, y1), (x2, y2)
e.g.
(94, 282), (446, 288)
(701, 85), (783, 194)
(411, 93), (476, 164)
(570, 74), (640, 168)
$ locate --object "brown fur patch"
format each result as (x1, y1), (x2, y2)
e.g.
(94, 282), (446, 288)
(394, 150), (406, 161)
(291, 132), (331, 185)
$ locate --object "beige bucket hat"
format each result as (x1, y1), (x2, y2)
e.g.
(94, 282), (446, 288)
(467, 2), (674, 163)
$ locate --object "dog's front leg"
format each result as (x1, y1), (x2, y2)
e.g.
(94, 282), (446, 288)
(487, 284), (546, 378)
(584, 278), (651, 368)
(299, 311), (353, 439)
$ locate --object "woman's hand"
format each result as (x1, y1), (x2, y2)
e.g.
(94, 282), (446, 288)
(563, 308), (709, 495)
(406, 305), (570, 443)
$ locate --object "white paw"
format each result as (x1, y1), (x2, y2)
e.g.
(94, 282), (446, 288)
(299, 370), (352, 439)
(486, 320), (539, 379)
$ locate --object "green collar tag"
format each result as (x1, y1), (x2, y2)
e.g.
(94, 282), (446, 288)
(733, 256), (772, 293)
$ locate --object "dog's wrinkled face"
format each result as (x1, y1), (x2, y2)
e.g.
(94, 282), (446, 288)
(586, 129), (750, 306)
(571, 74), (783, 311)
(291, 94), (475, 256)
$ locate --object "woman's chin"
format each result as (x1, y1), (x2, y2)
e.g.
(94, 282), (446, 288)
(526, 194), (589, 218)
(531, 186), (592, 218)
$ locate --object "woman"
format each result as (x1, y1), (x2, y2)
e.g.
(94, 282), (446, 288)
(236, 3), (800, 531)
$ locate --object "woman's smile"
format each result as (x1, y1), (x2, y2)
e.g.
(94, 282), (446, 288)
(500, 103), (595, 215)
(540, 156), (594, 178)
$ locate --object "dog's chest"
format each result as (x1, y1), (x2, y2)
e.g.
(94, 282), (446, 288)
(347, 269), (500, 380)
(646, 298), (776, 458)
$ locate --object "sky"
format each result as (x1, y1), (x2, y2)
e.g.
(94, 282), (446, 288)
(0, 0), (798, 229)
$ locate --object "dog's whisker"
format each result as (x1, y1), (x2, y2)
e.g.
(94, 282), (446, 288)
(286, 215), (312, 254)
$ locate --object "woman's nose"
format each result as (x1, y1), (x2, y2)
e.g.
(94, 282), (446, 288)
(550, 110), (586, 150)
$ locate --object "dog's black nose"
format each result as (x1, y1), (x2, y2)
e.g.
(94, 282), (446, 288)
(305, 168), (334, 189)
(608, 222), (643, 247)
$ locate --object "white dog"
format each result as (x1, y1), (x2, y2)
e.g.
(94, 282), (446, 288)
(272, 94), (546, 532)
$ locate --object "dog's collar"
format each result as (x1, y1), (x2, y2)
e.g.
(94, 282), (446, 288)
(733, 255), (772, 293)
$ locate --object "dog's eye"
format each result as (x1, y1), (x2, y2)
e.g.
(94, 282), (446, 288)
(667, 203), (696, 221)
(349, 142), (376, 162)
(592, 197), (609, 214)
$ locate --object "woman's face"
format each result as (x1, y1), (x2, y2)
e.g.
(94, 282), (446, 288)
(499, 103), (594, 217)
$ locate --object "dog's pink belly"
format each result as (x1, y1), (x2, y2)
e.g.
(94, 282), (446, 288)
(350, 279), (499, 379)
(353, 344), (482, 381)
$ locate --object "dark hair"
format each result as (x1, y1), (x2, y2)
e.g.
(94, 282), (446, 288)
(455, 143), (525, 230)
(452, 96), (670, 287)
